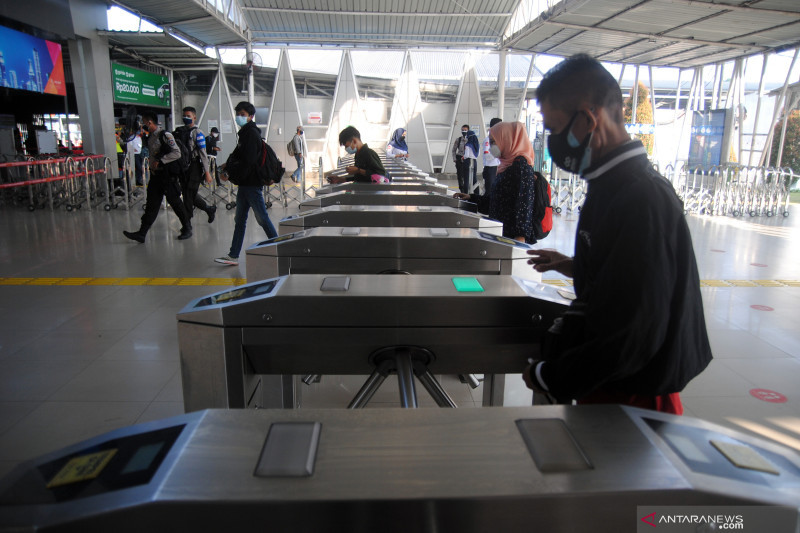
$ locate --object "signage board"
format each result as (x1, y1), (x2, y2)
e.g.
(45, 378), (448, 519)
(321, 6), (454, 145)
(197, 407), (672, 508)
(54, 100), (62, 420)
(111, 62), (170, 108)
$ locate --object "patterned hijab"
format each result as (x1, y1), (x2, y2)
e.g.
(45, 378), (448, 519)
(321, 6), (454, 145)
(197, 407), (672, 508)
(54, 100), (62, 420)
(491, 121), (534, 173)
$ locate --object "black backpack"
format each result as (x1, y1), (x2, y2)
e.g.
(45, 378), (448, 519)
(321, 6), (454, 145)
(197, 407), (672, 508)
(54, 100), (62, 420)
(159, 128), (193, 175)
(256, 139), (284, 186)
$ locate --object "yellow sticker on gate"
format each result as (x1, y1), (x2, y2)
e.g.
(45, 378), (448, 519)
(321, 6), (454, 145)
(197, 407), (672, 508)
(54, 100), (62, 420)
(46, 449), (118, 488)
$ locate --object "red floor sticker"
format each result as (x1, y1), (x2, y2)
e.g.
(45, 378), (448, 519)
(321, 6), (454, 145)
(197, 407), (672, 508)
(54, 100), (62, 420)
(750, 389), (788, 403)
(750, 305), (774, 311)
(750, 263), (768, 267)
(711, 249), (726, 253)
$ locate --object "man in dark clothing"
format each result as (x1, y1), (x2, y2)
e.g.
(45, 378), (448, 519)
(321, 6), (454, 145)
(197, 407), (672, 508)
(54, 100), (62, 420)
(123, 111), (192, 243)
(327, 126), (386, 184)
(214, 101), (277, 266)
(176, 106), (216, 224)
(452, 124), (471, 193)
(524, 54), (712, 414)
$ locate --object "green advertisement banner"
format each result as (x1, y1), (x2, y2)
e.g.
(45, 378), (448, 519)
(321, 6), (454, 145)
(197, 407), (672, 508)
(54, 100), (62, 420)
(111, 62), (170, 108)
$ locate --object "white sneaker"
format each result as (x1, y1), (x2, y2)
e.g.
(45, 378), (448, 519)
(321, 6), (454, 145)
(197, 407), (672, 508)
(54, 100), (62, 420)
(214, 255), (239, 265)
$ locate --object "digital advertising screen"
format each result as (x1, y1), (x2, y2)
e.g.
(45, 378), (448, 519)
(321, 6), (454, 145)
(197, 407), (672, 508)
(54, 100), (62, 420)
(688, 109), (729, 171)
(111, 62), (170, 108)
(0, 24), (66, 96)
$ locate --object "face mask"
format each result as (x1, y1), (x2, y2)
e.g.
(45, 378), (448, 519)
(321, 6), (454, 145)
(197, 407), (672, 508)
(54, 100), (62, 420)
(182, 116), (193, 126)
(298, 130), (303, 135)
(345, 144), (357, 155)
(489, 144), (501, 158)
(462, 131), (468, 137)
(235, 116), (248, 127)
(547, 112), (593, 175)
(212, 133), (218, 138)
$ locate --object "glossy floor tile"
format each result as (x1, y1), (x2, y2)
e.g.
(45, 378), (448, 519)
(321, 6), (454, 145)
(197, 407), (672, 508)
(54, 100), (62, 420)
(0, 178), (799, 479)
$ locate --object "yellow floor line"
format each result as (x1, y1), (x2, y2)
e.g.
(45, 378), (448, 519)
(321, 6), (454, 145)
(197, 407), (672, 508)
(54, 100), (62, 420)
(0, 278), (796, 288)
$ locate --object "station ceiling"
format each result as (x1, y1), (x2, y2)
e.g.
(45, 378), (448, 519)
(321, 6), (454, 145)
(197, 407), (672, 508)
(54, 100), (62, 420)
(111, 0), (800, 70)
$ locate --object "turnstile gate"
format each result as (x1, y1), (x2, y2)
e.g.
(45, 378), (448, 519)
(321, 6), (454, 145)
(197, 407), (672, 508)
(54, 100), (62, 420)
(176, 274), (570, 411)
(279, 205), (503, 236)
(2, 406), (797, 533)
(245, 227), (540, 282)
(299, 191), (477, 212)
(313, 182), (450, 196)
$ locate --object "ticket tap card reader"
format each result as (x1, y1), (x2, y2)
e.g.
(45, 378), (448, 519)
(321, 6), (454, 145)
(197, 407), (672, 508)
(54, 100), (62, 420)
(299, 191), (478, 213)
(177, 274), (571, 411)
(279, 205), (503, 236)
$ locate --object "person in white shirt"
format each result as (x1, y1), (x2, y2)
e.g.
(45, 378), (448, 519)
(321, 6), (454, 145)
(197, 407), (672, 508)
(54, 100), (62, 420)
(482, 117), (502, 195)
(126, 131), (143, 186)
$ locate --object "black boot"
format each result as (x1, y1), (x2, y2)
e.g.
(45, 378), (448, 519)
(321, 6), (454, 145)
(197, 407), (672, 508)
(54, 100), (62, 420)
(207, 205), (217, 223)
(178, 227), (192, 240)
(123, 230), (145, 243)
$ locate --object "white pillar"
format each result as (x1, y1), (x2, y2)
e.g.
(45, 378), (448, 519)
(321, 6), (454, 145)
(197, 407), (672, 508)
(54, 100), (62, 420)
(748, 54), (768, 166)
(497, 49), (507, 121)
(246, 41), (255, 105)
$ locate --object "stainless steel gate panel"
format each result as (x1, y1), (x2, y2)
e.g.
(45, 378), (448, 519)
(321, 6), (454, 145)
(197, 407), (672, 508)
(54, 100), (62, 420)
(314, 182), (450, 196)
(176, 274), (569, 411)
(245, 227), (539, 282)
(279, 205), (502, 235)
(299, 191), (477, 212)
(2, 406), (798, 532)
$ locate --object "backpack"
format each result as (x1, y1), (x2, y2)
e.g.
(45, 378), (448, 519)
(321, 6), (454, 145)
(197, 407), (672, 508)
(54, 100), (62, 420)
(533, 174), (553, 240)
(159, 129), (192, 175)
(287, 139), (296, 157)
(256, 139), (285, 186)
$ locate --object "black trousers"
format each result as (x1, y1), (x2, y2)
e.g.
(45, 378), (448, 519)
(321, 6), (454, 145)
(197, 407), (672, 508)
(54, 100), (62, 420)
(482, 165), (497, 195)
(455, 158), (472, 194)
(181, 160), (211, 219)
(140, 170), (191, 234)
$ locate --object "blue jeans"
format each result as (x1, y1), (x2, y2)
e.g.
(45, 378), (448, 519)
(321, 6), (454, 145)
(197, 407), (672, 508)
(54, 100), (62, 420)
(291, 154), (303, 180)
(228, 185), (278, 258)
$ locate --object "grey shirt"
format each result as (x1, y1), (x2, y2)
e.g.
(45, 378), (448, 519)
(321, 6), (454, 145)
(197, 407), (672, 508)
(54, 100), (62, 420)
(147, 127), (180, 168)
(291, 133), (304, 158)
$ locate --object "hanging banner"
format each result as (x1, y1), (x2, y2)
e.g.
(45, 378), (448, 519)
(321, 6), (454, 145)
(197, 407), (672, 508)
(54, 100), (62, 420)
(111, 62), (170, 108)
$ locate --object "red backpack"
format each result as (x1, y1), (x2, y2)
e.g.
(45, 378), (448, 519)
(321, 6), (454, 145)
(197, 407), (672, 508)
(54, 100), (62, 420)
(533, 174), (553, 240)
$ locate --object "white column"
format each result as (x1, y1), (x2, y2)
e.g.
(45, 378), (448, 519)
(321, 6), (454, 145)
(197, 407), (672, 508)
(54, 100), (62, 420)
(497, 49), (507, 120)
(246, 41), (255, 104)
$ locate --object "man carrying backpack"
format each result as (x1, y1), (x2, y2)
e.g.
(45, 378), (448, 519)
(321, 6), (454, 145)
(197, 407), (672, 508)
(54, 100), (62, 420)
(175, 107), (217, 224)
(123, 111), (192, 243)
(289, 125), (304, 182)
(214, 101), (278, 266)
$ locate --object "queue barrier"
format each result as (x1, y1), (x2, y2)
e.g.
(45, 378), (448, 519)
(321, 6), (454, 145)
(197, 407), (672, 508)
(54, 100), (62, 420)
(0, 155), (111, 212)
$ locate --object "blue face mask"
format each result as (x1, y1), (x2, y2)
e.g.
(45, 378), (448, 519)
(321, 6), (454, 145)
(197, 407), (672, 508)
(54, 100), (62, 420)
(235, 116), (248, 127)
(182, 116), (193, 126)
(345, 144), (357, 155)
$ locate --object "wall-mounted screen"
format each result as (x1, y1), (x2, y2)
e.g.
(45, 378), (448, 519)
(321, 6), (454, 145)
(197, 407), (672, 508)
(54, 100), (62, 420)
(111, 62), (170, 108)
(688, 109), (729, 171)
(0, 25), (66, 96)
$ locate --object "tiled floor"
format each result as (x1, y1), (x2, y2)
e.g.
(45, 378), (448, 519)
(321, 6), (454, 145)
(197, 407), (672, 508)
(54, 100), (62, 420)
(0, 178), (799, 479)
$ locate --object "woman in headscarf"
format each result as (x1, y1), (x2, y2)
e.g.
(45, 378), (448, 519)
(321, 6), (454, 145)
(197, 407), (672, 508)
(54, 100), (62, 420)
(455, 121), (538, 243)
(386, 127), (409, 159)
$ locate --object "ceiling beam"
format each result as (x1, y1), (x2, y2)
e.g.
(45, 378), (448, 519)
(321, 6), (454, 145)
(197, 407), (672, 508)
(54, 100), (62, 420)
(665, 0), (800, 18)
(241, 7), (510, 17)
(541, 21), (765, 52)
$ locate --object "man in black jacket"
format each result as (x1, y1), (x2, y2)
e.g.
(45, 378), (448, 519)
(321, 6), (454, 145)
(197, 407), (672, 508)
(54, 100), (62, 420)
(524, 54), (712, 414)
(214, 101), (278, 266)
(123, 111), (192, 243)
